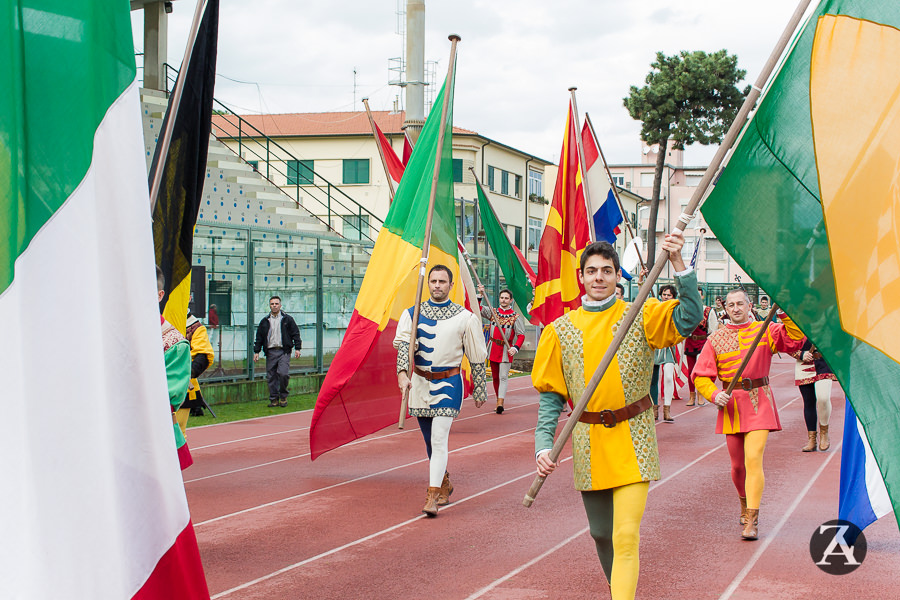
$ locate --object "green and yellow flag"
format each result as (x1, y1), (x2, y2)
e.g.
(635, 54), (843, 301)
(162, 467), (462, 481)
(701, 0), (900, 526)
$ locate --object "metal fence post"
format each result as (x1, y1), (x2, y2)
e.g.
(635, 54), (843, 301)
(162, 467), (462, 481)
(316, 240), (325, 373)
(246, 238), (256, 380)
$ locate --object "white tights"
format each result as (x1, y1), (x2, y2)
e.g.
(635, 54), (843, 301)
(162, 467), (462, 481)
(815, 379), (833, 426)
(429, 416), (453, 487)
(662, 363), (675, 407)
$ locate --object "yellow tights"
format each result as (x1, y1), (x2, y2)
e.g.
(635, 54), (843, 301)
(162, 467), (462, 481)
(582, 481), (649, 600)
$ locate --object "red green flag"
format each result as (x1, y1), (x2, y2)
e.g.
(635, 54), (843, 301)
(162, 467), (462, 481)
(310, 74), (462, 459)
(475, 182), (538, 323)
(701, 0), (900, 528)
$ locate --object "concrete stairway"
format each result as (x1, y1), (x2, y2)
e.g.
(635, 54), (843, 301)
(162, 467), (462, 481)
(139, 88), (332, 235)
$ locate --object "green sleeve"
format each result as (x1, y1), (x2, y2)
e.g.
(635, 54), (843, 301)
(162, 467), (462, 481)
(165, 341), (191, 410)
(535, 391), (566, 455)
(672, 270), (704, 337)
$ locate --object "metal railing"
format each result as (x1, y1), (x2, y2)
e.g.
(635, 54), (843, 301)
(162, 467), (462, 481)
(150, 60), (384, 244)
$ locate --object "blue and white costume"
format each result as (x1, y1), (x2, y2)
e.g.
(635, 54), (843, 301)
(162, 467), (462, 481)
(394, 298), (487, 492)
(394, 299), (487, 417)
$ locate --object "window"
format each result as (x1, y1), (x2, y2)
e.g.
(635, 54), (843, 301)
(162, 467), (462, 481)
(611, 173), (625, 187)
(640, 172), (656, 187)
(342, 159), (370, 184)
(501, 171), (509, 195)
(488, 166), (496, 191)
(681, 239), (696, 261)
(705, 239), (725, 261)
(705, 268), (726, 283)
(452, 158), (463, 183)
(685, 173), (704, 187)
(515, 175), (522, 198)
(343, 214), (370, 241)
(287, 159), (314, 185)
(507, 224), (522, 248)
(528, 217), (542, 250)
(528, 169), (543, 198)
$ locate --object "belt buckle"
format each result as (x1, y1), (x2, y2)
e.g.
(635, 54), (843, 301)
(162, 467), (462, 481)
(740, 379), (753, 391)
(598, 409), (618, 428)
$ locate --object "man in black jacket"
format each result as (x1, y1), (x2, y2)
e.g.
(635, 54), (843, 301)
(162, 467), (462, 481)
(253, 296), (302, 407)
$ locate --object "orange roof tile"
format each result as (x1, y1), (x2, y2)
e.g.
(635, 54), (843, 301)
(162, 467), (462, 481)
(211, 110), (478, 140)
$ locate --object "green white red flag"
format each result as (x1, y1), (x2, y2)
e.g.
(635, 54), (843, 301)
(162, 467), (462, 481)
(1, 1), (209, 597)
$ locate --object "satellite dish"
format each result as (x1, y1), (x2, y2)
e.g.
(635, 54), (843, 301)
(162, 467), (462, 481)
(642, 144), (660, 155)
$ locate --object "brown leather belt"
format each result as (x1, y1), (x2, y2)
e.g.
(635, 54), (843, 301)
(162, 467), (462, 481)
(722, 376), (770, 391)
(414, 367), (461, 381)
(811, 351), (823, 360)
(578, 395), (652, 428)
(689, 335), (707, 341)
(491, 337), (510, 345)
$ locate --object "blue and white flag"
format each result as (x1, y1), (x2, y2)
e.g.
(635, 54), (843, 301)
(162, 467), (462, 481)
(580, 122), (623, 244)
(839, 398), (893, 531)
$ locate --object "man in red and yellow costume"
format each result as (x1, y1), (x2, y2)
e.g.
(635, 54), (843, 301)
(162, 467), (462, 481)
(692, 288), (805, 540)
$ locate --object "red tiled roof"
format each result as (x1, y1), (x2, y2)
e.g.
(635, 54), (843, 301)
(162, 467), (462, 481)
(211, 110), (478, 139)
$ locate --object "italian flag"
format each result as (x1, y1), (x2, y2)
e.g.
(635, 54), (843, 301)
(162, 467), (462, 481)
(1, 1), (209, 598)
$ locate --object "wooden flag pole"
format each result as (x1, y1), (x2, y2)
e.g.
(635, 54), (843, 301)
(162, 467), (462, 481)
(362, 97), (396, 203)
(399, 34), (461, 429)
(568, 87), (597, 242)
(523, 0), (814, 507)
(584, 112), (648, 274)
(458, 231), (512, 357)
(149, 0), (209, 212)
(721, 304), (779, 399)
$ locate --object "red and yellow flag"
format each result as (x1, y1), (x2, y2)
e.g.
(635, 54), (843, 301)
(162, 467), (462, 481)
(531, 102), (591, 325)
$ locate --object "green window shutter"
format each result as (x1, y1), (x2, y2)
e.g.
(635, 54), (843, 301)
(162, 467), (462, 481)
(343, 159), (370, 184)
(487, 166), (495, 191)
(501, 171), (509, 195)
(287, 159), (314, 185)
(452, 158), (463, 183)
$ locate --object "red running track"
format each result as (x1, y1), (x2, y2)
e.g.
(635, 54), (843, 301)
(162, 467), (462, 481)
(183, 358), (898, 599)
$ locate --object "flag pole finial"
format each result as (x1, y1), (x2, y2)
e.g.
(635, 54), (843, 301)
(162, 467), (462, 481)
(449, 34), (461, 42)
(568, 86), (577, 92)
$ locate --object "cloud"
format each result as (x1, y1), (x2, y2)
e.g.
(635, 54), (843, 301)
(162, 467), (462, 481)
(132, 0), (810, 165)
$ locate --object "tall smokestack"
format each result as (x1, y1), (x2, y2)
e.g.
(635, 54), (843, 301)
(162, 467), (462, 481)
(404, 0), (425, 143)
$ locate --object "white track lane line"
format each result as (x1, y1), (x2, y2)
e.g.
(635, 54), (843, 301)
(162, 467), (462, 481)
(464, 394), (802, 599)
(184, 398), (539, 483)
(191, 427), (309, 450)
(210, 458), (573, 600)
(194, 427), (538, 527)
(719, 440), (842, 600)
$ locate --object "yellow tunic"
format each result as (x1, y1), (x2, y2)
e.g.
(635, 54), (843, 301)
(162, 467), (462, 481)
(533, 297), (690, 491)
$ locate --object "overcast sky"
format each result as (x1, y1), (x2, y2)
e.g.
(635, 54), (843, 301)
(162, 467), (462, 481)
(131, 0), (812, 166)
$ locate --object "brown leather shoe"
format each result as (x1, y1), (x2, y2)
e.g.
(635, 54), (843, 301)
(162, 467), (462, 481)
(437, 472), (453, 506)
(663, 406), (674, 422)
(741, 509), (759, 540)
(686, 391), (696, 407)
(801, 431), (817, 452)
(739, 496), (748, 526)
(819, 424), (830, 451)
(496, 397), (504, 414)
(422, 487), (441, 517)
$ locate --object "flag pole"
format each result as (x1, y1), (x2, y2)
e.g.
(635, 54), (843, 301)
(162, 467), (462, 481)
(459, 174), (514, 357)
(523, 0), (814, 507)
(149, 0), (209, 212)
(568, 87), (597, 242)
(362, 97), (396, 203)
(721, 304), (779, 399)
(584, 112), (648, 274)
(399, 34), (461, 429)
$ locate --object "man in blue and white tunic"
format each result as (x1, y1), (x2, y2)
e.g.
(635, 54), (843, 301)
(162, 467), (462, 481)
(395, 264), (487, 517)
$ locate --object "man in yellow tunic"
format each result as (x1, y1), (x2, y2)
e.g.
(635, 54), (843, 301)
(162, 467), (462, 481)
(533, 236), (702, 600)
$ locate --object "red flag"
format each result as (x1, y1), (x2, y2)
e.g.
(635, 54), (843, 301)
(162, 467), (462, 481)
(531, 101), (590, 325)
(373, 120), (405, 185)
(402, 132), (414, 166)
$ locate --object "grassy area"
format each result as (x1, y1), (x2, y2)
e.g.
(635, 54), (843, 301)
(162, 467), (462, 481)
(186, 392), (318, 427)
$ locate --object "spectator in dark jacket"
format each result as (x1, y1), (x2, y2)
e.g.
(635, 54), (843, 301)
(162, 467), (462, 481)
(253, 296), (302, 407)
